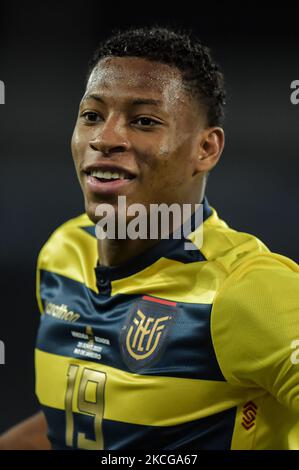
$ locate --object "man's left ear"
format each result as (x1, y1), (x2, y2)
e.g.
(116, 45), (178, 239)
(194, 127), (225, 173)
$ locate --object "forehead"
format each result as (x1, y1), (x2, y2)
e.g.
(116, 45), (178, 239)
(85, 57), (189, 108)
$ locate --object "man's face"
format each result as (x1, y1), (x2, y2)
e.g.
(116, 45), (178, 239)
(71, 57), (206, 224)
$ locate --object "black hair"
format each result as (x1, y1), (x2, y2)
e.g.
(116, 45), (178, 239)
(87, 26), (226, 127)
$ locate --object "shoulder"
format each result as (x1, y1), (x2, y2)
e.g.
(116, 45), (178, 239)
(36, 213), (98, 291)
(211, 251), (299, 386)
(202, 206), (299, 385)
(200, 206), (271, 273)
(209, 208), (299, 328)
(200, 204), (299, 282)
(37, 213), (95, 267)
(36, 213), (98, 312)
(214, 250), (299, 308)
(41, 213), (93, 245)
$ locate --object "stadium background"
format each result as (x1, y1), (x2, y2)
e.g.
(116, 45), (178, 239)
(0, 3), (298, 431)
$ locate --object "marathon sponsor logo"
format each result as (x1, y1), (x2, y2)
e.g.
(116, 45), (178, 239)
(45, 301), (80, 322)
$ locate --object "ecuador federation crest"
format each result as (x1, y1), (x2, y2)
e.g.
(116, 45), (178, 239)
(120, 296), (176, 372)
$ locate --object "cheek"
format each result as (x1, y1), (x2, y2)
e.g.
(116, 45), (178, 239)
(156, 127), (196, 166)
(157, 136), (195, 181)
(135, 133), (175, 169)
(71, 128), (85, 168)
(137, 134), (194, 189)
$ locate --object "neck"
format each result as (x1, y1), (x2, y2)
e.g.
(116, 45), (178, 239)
(97, 237), (162, 267)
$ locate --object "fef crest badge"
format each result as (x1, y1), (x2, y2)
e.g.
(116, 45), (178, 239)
(120, 296), (176, 372)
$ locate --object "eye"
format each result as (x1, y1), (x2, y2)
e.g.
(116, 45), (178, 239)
(81, 112), (101, 123)
(133, 117), (160, 127)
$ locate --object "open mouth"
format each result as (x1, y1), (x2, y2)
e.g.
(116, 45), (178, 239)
(87, 169), (136, 183)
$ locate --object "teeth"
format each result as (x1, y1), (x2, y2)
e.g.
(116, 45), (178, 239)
(90, 170), (128, 180)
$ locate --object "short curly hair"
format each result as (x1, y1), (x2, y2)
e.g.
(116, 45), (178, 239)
(87, 27), (226, 127)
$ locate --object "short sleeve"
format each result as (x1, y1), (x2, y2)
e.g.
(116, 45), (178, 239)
(211, 253), (299, 414)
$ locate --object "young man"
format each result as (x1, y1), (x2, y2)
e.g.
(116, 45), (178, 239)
(1, 27), (299, 450)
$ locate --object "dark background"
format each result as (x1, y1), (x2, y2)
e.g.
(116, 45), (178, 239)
(0, 3), (298, 431)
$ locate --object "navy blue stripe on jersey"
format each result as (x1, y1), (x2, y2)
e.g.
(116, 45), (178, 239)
(94, 236), (206, 284)
(38, 270), (225, 381)
(80, 225), (96, 238)
(43, 404), (236, 450)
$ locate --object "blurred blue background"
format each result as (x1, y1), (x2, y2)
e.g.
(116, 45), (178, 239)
(0, 3), (298, 431)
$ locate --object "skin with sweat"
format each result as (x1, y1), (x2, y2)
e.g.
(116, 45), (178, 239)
(71, 57), (224, 266)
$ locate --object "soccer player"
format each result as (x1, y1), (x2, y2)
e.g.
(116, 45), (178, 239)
(1, 27), (299, 450)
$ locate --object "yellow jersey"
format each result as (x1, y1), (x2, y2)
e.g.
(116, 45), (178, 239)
(35, 197), (299, 449)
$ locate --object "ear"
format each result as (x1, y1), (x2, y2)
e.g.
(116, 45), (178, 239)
(193, 127), (225, 175)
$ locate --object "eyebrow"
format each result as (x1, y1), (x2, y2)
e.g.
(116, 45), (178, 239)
(83, 93), (163, 107)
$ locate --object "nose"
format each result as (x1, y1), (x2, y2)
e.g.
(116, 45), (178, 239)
(89, 115), (130, 155)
